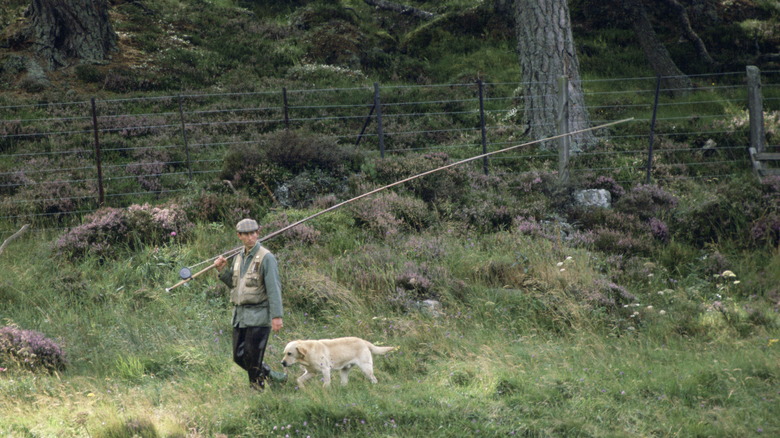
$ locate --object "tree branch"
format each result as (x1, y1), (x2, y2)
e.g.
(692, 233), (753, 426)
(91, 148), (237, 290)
(363, 0), (435, 21)
(659, 0), (716, 66)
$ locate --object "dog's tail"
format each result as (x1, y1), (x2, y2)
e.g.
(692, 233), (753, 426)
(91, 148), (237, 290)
(368, 343), (396, 355)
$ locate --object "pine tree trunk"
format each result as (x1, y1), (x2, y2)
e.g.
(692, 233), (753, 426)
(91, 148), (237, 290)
(622, 0), (692, 94)
(514, 0), (595, 151)
(26, 0), (117, 70)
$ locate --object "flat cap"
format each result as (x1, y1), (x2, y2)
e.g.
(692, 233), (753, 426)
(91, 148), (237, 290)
(236, 218), (259, 233)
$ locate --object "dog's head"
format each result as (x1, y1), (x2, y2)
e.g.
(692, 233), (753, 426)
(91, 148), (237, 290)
(281, 340), (308, 367)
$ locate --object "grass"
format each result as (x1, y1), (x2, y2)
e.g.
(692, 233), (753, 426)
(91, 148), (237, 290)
(1, 1), (780, 436)
(2, 218), (779, 437)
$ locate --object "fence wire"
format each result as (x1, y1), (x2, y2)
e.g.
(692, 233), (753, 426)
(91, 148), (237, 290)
(1, 70), (778, 234)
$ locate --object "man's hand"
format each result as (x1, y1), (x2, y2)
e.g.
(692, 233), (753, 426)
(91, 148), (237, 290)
(214, 256), (227, 271)
(271, 317), (283, 332)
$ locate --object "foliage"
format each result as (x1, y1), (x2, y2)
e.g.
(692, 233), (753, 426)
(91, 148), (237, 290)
(348, 191), (435, 238)
(367, 152), (470, 204)
(670, 176), (775, 247)
(0, 325), (67, 372)
(1, 1), (780, 437)
(54, 203), (193, 259)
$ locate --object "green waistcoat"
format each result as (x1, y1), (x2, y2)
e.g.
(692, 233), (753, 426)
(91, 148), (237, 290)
(218, 243), (283, 328)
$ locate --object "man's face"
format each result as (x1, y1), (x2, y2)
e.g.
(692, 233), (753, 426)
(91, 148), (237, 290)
(238, 231), (259, 249)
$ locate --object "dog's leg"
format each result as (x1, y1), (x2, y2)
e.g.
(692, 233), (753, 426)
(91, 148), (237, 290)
(357, 363), (378, 384)
(322, 367), (331, 387)
(297, 370), (315, 387)
(339, 368), (350, 386)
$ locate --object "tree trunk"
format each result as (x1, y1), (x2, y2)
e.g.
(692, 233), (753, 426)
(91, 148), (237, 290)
(660, 0), (716, 66)
(622, 0), (692, 94)
(514, 0), (595, 151)
(26, 0), (117, 70)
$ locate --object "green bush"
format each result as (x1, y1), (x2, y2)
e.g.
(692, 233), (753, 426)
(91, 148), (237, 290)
(74, 64), (106, 84)
(349, 191), (435, 238)
(370, 152), (469, 204)
(262, 129), (364, 175)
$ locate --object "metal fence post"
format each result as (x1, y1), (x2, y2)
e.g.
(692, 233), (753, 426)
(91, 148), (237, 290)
(374, 82), (385, 158)
(747, 65), (765, 154)
(90, 97), (105, 206)
(557, 76), (570, 183)
(355, 102), (375, 147)
(478, 80), (488, 175)
(178, 95), (193, 180)
(646, 75), (661, 184)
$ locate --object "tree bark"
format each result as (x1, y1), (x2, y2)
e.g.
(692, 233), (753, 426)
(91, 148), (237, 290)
(514, 0), (595, 151)
(660, 0), (716, 66)
(622, 0), (692, 94)
(25, 0), (117, 70)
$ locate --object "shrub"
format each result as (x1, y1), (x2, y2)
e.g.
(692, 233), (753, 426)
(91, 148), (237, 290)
(54, 203), (193, 259)
(0, 325), (67, 372)
(750, 212), (780, 246)
(261, 130), (363, 175)
(126, 203), (193, 239)
(274, 169), (350, 208)
(74, 64), (106, 83)
(180, 190), (259, 225)
(220, 143), (282, 198)
(349, 191), (435, 238)
(370, 152), (469, 204)
(258, 213), (321, 246)
(53, 207), (128, 259)
(457, 199), (515, 232)
(671, 176), (769, 247)
(614, 184), (677, 220)
(0, 169), (31, 196)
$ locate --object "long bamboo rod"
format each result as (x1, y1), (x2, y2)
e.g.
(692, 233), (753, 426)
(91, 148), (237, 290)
(165, 117), (633, 292)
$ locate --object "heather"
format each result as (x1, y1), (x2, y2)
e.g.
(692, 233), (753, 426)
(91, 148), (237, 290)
(1, 1), (779, 437)
(2, 149), (778, 438)
(0, 325), (67, 372)
(53, 203), (193, 259)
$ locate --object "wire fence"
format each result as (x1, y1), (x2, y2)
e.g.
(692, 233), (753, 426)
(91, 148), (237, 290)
(1, 68), (778, 234)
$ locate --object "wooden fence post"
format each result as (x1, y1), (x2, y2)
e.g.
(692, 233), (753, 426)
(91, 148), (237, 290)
(557, 76), (570, 183)
(374, 82), (385, 158)
(177, 95), (193, 180)
(90, 98), (105, 206)
(646, 75), (661, 184)
(746, 65), (765, 154)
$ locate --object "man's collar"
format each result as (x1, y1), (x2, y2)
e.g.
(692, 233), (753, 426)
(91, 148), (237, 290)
(244, 242), (260, 256)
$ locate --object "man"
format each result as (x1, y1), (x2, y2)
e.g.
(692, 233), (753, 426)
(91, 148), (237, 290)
(215, 218), (285, 390)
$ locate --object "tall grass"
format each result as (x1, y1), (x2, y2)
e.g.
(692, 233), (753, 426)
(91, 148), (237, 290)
(2, 214), (778, 437)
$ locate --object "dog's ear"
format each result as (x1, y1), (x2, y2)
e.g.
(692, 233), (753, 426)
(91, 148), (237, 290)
(296, 345), (307, 358)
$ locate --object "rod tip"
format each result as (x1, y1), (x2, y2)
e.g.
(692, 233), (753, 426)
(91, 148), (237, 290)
(165, 288), (171, 293)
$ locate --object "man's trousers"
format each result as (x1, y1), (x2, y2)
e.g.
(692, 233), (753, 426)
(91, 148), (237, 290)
(232, 326), (271, 388)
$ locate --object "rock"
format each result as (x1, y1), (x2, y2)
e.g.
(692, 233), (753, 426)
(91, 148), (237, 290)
(574, 189), (611, 208)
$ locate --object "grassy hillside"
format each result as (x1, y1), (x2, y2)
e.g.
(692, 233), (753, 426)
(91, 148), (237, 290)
(1, 1), (780, 437)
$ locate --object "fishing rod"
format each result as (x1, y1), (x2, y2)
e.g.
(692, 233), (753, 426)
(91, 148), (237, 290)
(165, 117), (633, 292)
